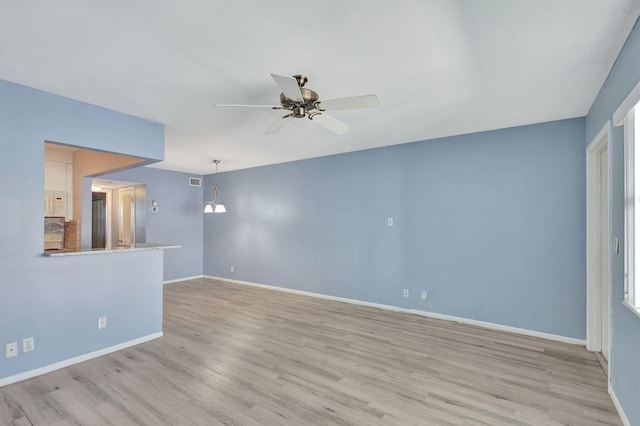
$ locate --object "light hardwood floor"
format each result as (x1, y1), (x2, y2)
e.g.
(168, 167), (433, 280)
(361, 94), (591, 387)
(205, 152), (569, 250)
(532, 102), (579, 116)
(0, 278), (621, 425)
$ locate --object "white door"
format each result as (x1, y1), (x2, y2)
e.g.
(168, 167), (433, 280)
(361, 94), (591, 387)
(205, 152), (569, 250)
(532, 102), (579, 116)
(119, 187), (135, 246)
(599, 147), (610, 361)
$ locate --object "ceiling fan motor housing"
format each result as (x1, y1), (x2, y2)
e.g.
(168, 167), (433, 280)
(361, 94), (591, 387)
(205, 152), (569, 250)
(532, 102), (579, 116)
(279, 88), (319, 115)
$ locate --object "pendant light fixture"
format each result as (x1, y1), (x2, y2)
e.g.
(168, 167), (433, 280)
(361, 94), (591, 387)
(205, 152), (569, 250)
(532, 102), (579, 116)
(204, 160), (227, 214)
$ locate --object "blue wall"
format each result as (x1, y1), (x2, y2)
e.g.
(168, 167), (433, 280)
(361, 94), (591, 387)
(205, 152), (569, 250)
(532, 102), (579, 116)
(204, 118), (586, 339)
(587, 19), (640, 426)
(0, 80), (165, 380)
(104, 167), (204, 282)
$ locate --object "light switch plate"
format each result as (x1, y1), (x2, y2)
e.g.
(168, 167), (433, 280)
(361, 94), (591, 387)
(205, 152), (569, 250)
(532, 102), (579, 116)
(98, 316), (108, 330)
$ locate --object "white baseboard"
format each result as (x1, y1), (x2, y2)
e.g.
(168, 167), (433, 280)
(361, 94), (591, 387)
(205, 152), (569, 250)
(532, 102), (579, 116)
(204, 275), (586, 346)
(163, 275), (203, 285)
(609, 385), (631, 426)
(0, 332), (163, 388)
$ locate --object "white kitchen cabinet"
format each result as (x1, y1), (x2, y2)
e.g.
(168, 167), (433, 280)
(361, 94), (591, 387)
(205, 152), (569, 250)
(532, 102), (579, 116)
(44, 190), (67, 218)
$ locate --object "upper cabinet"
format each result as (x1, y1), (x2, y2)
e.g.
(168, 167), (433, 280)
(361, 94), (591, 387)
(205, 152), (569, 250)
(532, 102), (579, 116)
(44, 161), (70, 191)
(44, 145), (74, 220)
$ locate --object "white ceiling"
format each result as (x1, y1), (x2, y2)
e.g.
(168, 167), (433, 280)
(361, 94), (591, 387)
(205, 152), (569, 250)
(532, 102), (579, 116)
(2, 1), (639, 175)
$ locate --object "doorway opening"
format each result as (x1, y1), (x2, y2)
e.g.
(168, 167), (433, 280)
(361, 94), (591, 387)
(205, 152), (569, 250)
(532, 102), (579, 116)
(586, 121), (611, 377)
(91, 179), (146, 248)
(92, 191), (107, 248)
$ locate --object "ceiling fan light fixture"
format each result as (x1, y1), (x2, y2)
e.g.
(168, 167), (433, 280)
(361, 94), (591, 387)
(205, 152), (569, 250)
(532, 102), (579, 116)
(293, 106), (306, 118)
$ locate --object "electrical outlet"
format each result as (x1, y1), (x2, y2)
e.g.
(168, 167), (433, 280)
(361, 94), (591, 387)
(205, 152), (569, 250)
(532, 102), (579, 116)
(230, 265), (234, 273)
(23, 337), (34, 353)
(421, 291), (428, 300)
(98, 316), (108, 330)
(403, 288), (409, 298)
(5, 342), (18, 358)
(388, 217), (394, 227)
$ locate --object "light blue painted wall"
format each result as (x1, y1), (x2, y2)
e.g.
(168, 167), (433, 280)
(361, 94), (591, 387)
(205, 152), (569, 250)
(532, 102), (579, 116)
(586, 19), (640, 426)
(0, 80), (165, 380)
(104, 167), (204, 281)
(203, 118), (586, 339)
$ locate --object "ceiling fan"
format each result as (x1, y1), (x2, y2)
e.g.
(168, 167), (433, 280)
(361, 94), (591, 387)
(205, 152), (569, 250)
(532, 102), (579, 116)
(216, 74), (381, 135)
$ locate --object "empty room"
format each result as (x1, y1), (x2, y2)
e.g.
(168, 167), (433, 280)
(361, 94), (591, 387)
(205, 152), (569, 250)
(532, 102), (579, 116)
(1, 1), (640, 425)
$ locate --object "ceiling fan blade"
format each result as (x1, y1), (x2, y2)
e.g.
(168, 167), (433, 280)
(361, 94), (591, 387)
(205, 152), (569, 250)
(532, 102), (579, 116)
(316, 94), (381, 111)
(263, 115), (292, 135)
(271, 74), (304, 102)
(216, 104), (279, 108)
(309, 113), (350, 135)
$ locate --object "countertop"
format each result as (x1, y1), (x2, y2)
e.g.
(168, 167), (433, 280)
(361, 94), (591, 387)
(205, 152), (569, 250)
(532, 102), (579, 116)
(43, 243), (181, 257)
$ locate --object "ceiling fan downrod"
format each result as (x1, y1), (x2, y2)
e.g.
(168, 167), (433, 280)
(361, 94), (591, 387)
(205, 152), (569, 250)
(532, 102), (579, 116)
(292, 75), (308, 87)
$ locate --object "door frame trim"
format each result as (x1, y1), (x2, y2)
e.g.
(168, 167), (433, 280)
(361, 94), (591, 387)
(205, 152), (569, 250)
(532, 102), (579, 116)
(118, 186), (136, 246)
(105, 189), (112, 248)
(586, 121), (612, 365)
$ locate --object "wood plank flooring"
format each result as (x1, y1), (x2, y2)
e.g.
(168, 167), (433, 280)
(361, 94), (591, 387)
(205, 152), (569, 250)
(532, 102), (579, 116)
(0, 278), (621, 425)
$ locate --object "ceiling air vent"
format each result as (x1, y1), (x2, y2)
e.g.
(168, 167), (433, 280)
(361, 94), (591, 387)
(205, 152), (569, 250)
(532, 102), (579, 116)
(189, 177), (202, 187)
